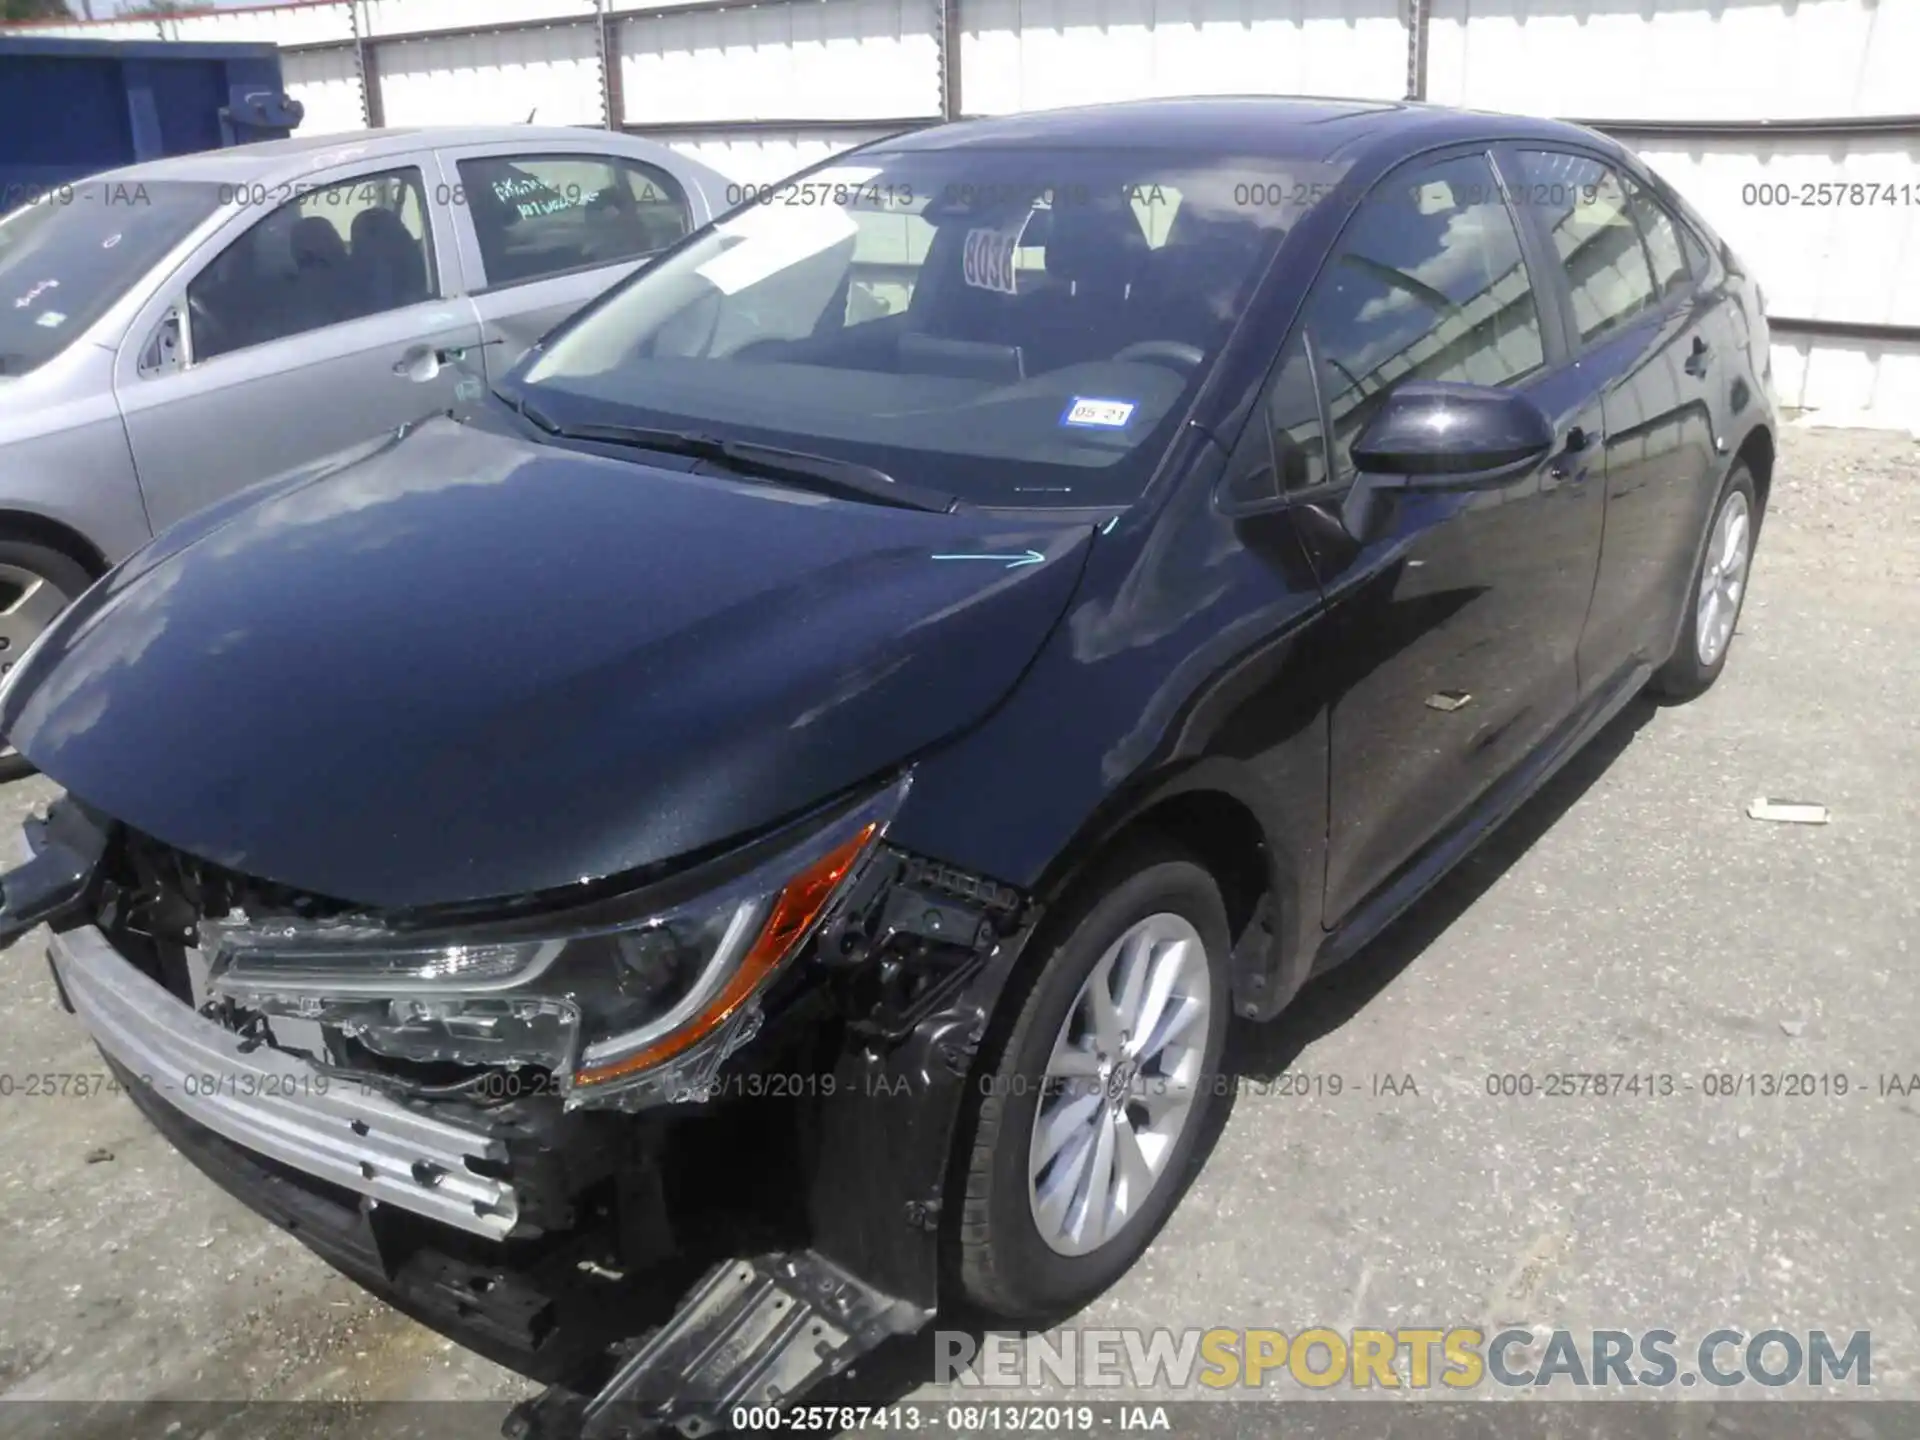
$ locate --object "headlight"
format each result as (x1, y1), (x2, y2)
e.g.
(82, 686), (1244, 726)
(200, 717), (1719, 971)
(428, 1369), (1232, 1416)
(205, 776), (906, 1108)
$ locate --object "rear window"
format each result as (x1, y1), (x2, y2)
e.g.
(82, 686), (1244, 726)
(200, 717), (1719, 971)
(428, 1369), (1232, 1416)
(517, 146), (1353, 508)
(0, 179), (222, 376)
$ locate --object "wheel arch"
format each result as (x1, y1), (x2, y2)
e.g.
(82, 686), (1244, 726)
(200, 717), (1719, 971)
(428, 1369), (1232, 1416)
(1732, 421), (1775, 525)
(0, 509), (112, 581)
(1025, 758), (1313, 1022)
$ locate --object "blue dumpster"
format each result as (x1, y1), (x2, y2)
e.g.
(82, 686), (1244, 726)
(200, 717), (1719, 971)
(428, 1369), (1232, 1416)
(0, 35), (304, 213)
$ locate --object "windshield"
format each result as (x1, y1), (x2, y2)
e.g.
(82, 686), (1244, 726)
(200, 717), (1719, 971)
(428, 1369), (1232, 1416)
(516, 146), (1352, 507)
(0, 179), (223, 376)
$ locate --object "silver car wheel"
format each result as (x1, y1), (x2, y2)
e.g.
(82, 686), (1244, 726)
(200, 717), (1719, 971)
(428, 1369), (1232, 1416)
(0, 561), (77, 767)
(1695, 489), (1751, 668)
(1027, 912), (1213, 1258)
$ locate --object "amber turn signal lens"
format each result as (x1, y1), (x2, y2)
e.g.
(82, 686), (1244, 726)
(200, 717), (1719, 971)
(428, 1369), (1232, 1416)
(572, 821), (878, 1088)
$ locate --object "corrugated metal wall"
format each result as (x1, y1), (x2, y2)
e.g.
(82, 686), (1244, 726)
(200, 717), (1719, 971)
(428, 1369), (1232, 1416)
(10, 0), (1918, 421)
(960, 0), (1406, 114)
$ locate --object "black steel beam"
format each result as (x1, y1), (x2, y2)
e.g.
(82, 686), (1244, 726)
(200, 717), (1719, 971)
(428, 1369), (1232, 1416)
(1768, 316), (1920, 344)
(1405, 0), (1427, 102)
(939, 0), (962, 120)
(1578, 114), (1920, 141)
(620, 115), (941, 138)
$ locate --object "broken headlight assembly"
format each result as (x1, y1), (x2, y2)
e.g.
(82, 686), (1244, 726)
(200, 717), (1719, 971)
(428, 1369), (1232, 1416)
(200, 776), (908, 1109)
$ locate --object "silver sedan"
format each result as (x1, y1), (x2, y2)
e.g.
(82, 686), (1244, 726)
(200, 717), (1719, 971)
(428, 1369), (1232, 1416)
(0, 124), (736, 770)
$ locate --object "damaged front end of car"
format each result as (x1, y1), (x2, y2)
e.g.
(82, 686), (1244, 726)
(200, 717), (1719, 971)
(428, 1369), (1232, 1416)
(0, 773), (1040, 1438)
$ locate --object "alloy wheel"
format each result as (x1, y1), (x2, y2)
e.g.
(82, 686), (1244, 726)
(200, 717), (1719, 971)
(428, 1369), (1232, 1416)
(1027, 912), (1213, 1258)
(1695, 489), (1752, 668)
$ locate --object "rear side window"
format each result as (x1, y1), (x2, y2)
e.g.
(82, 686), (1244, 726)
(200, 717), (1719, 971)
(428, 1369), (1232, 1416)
(1678, 223), (1713, 281)
(187, 168), (436, 362)
(1622, 176), (1689, 301)
(456, 154), (690, 288)
(1514, 151), (1656, 345)
(1308, 151), (1545, 486)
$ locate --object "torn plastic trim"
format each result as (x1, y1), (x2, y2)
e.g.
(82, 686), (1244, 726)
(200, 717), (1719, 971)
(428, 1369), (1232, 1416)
(0, 797), (110, 949)
(504, 1251), (931, 1440)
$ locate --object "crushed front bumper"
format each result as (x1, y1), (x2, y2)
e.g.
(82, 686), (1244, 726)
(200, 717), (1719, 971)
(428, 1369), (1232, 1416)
(4, 797), (1038, 1435)
(50, 924), (523, 1240)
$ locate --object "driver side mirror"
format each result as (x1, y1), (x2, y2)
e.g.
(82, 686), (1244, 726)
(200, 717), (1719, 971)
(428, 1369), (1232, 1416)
(1339, 380), (1555, 541)
(1349, 380), (1555, 485)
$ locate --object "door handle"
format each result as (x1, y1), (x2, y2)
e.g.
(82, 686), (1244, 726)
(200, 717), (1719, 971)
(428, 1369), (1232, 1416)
(393, 344), (439, 380)
(1684, 336), (1712, 378)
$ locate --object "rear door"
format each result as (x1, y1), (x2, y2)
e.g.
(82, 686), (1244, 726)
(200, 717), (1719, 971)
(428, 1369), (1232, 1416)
(432, 142), (707, 376)
(116, 161), (482, 534)
(1502, 149), (1724, 694)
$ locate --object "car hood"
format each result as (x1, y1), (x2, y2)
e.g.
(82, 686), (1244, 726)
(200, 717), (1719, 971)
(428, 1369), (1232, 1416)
(4, 419), (1095, 909)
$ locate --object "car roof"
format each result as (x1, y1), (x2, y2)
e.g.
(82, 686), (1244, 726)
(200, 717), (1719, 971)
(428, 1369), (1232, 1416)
(878, 95), (1614, 165)
(89, 125), (697, 187)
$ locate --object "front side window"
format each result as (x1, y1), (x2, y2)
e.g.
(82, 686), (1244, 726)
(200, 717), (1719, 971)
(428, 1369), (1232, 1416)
(187, 168), (437, 362)
(515, 147), (1352, 508)
(1515, 151), (1657, 346)
(1308, 152), (1545, 485)
(457, 154), (691, 288)
(0, 180), (223, 376)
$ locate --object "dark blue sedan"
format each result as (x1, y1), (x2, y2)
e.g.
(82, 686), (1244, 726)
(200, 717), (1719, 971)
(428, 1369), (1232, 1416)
(0, 95), (1773, 1430)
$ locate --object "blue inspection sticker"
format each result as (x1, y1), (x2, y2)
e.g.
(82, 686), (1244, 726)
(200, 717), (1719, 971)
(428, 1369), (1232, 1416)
(1060, 396), (1137, 429)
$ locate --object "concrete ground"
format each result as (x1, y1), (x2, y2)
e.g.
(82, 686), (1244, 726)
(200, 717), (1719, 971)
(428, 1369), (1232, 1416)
(0, 425), (1914, 1431)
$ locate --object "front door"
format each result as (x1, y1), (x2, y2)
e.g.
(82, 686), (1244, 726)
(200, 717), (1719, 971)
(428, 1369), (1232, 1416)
(116, 163), (482, 535)
(1294, 149), (1608, 923)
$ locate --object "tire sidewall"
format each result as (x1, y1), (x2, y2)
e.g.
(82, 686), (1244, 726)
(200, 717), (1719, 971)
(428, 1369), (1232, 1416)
(966, 854), (1232, 1316)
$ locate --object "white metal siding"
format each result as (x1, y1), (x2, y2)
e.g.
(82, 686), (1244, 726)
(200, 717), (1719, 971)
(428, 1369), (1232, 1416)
(1773, 336), (1920, 425)
(377, 26), (605, 127)
(1426, 0), (1920, 122)
(281, 45), (367, 135)
(169, 3), (356, 47)
(364, 0), (598, 35)
(961, 0), (1407, 115)
(616, 0), (941, 126)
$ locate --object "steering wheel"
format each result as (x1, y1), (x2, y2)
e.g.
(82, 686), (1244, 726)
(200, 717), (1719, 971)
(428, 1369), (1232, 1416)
(1110, 339), (1205, 374)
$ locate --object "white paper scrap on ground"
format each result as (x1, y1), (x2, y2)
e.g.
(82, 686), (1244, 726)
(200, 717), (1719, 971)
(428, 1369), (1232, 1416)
(1746, 799), (1830, 825)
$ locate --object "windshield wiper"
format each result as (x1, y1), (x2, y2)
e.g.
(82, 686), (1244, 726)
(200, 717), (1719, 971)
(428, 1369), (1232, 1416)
(516, 397), (956, 514)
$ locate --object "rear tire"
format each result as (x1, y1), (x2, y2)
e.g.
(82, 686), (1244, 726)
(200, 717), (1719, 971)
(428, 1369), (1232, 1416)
(948, 841), (1231, 1323)
(1649, 461), (1757, 702)
(0, 538), (92, 782)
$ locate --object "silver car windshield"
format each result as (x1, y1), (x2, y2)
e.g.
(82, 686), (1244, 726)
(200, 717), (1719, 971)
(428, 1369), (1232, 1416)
(0, 180), (223, 376)
(517, 146), (1352, 508)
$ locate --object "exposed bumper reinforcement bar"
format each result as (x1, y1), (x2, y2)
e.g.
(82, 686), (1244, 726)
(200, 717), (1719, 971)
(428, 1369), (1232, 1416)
(50, 924), (525, 1240)
(506, 1251), (931, 1440)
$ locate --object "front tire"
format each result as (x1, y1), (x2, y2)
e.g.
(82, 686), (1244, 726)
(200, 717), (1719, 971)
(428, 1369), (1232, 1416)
(1650, 461), (1757, 702)
(949, 843), (1231, 1323)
